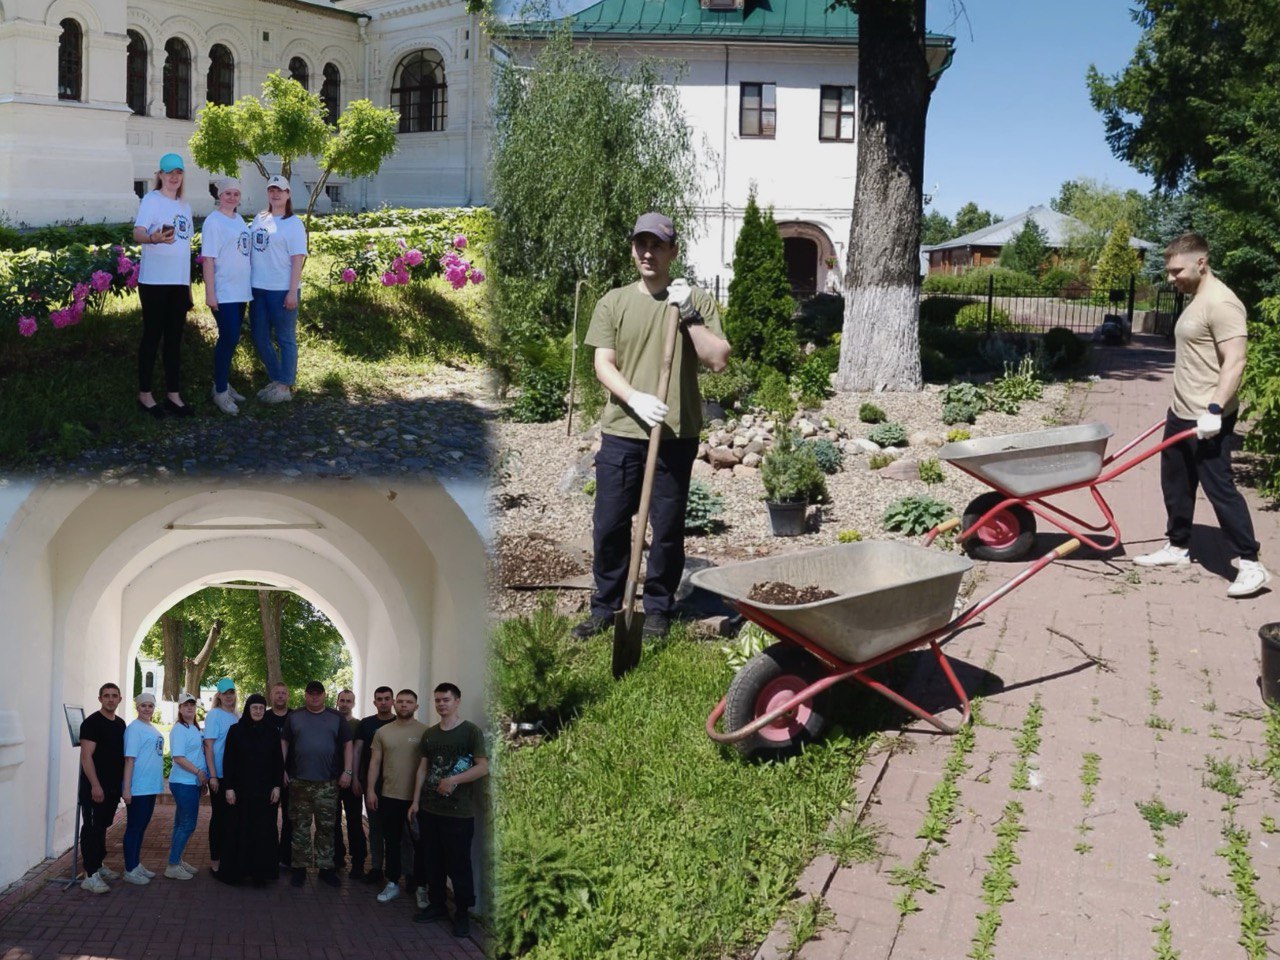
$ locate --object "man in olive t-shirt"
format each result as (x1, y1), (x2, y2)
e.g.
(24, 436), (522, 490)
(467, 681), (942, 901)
(574, 212), (731, 640)
(1134, 232), (1269, 597)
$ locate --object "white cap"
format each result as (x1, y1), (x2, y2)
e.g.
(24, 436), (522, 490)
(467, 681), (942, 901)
(217, 177), (242, 196)
(178, 691), (199, 705)
(265, 174), (290, 192)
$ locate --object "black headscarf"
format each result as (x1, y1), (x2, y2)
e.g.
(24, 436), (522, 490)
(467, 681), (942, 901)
(240, 693), (268, 723)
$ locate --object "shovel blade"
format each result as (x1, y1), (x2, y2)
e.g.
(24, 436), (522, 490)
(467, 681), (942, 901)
(612, 606), (644, 678)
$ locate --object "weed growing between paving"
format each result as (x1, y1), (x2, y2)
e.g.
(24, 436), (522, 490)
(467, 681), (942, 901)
(819, 817), (884, 867)
(1205, 755), (1273, 959)
(1074, 751), (1101, 855)
(495, 635), (882, 959)
(1137, 795), (1187, 958)
(1009, 696), (1043, 790)
(783, 895), (836, 955)
(1263, 704), (1280, 783)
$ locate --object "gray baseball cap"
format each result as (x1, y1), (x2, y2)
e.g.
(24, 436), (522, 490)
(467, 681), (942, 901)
(631, 212), (676, 243)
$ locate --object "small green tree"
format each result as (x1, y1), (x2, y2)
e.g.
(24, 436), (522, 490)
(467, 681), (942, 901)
(189, 72), (398, 223)
(1092, 218), (1142, 294)
(725, 188), (797, 372)
(920, 209), (953, 245)
(953, 201), (999, 237)
(998, 217), (1049, 277)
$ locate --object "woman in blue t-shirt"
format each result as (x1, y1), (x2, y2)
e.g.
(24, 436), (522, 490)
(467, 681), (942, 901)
(121, 691), (166, 884)
(166, 692), (208, 879)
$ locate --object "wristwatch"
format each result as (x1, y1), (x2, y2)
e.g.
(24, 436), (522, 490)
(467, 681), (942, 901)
(343, 769), (353, 776)
(1207, 403), (1222, 415)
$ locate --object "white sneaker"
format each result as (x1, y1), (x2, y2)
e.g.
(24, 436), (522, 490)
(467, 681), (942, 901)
(377, 881), (401, 903)
(228, 385), (246, 403)
(138, 864), (155, 878)
(262, 382), (293, 404)
(1228, 560), (1272, 598)
(97, 865), (120, 881)
(212, 389), (239, 415)
(416, 887), (428, 910)
(1133, 542), (1190, 567)
(81, 873), (110, 894)
(122, 866), (150, 885)
(257, 381), (281, 401)
(179, 860), (198, 876)
(164, 863), (193, 880)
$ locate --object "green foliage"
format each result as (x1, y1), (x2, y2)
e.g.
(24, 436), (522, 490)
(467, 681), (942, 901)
(0, 222), (133, 252)
(985, 356), (1045, 414)
(918, 295), (971, 327)
(941, 382), (985, 425)
(868, 452), (894, 470)
(508, 338), (569, 423)
(918, 458), (944, 484)
(1043, 326), (1087, 369)
(719, 624), (770, 673)
(495, 821), (596, 957)
(945, 427), (972, 443)
(792, 349), (836, 407)
(1038, 265), (1083, 296)
(698, 357), (758, 407)
(684, 478), (725, 533)
(725, 189), (799, 372)
(867, 422), (908, 447)
(761, 428), (828, 504)
(953, 202), (999, 237)
(955, 303), (1015, 333)
(582, 478), (596, 497)
(883, 496), (953, 536)
(922, 266), (1037, 297)
(819, 819), (882, 866)
(752, 367), (796, 421)
(858, 402), (886, 423)
(1203, 755), (1245, 799)
(1091, 218), (1142, 294)
(1241, 301), (1280, 500)
(1135, 797), (1187, 832)
(920, 209), (954, 245)
(921, 345), (957, 383)
(805, 437), (844, 474)
(836, 529), (863, 543)
(1052, 177), (1158, 261)
(998, 217), (1050, 277)
(492, 595), (604, 725)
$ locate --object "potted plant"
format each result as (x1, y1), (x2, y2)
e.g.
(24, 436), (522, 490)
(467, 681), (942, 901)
(760, 429), (829, 536)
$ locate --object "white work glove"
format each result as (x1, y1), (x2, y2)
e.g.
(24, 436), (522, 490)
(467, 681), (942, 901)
(1195, 411), (1222, 440)
(626, 390), (669, 428)
(667, 278), (702, 324)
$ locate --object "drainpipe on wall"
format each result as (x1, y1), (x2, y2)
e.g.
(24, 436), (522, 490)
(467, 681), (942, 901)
(359, 15), (371, 211)
(464, 13), (476, 205)
(719, 44), (730, 277)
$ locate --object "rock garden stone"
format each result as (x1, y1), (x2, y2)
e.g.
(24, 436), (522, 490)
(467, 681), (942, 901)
(741, 452), (763, 468)
(879, 458), (920, 480)
(708, 447), (740, 469)
(849, 437), (881, 454)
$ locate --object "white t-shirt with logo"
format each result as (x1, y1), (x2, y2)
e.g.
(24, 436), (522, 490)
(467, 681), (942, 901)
(200, 210), (253, 304)
(134, 191), (194, 286)
(250, 213), (308, 291)
(124, 719), (166, 796)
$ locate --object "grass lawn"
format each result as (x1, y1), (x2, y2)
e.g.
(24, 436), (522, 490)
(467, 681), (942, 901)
(0, 256), (490, 467)
(495, 629), (892, 959)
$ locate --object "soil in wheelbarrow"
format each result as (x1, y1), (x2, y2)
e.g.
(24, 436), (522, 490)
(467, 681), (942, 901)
(747, 581), (839, 605)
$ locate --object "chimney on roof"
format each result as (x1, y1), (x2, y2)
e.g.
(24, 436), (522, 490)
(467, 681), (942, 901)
(702, 0), (744, 9)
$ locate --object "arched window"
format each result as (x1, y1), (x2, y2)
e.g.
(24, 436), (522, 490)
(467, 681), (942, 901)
(289, 56), (309, 91)
(126, 31), (148, 116)
(207, 44), (234, 106)
(391, 50), (447, 133)
(58, 19), (83, 102)
(163, 38), (192, 120)
(321, 63), (341, 125)
(144, 671), (155, 689)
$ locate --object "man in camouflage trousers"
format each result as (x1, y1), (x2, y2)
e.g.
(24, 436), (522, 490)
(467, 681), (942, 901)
(281, 680), (353, 888)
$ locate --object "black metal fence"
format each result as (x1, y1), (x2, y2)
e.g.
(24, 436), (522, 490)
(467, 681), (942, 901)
(920, 274), (1150, 337)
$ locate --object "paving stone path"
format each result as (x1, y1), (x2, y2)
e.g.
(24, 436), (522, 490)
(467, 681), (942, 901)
(0, 801), (485, 960)
(758, 334), (1280, 960)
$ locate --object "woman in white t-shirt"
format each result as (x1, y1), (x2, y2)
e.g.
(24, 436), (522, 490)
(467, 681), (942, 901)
(165, 692), (208, 880)
(131, 153), (196, 419)
(202, 178), (253, 415)
(249, 175), (308, 404)
(121, 691), (166, 885)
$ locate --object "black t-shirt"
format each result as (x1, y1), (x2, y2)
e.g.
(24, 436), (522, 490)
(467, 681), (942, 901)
(355, 714), (394, 785)
(79, 711), (126, 800)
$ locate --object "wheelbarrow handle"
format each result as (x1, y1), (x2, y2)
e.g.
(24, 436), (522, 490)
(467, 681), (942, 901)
(1053, 537), (1081, 559)
(924, 517), (961, 546)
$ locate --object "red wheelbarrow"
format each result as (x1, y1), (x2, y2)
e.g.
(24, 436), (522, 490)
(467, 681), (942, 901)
(937, 420), (1197, 561)
(692, 527), (1078, 759)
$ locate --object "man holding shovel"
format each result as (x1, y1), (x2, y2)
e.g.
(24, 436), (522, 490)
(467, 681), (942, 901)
(572, 212), (731, 654)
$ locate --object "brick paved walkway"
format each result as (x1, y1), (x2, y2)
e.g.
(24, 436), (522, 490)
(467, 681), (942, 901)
(0, 801), (484, 960)
(759, 335), (1280, 960)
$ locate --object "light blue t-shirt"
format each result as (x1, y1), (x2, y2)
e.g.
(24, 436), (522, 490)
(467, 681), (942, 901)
(168, 722), (209, 786)
(124, 719), (165, 796)
(203, 707), (237, 777)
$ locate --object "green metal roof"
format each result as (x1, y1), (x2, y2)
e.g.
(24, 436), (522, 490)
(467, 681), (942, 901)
(504, 0), (954, 47)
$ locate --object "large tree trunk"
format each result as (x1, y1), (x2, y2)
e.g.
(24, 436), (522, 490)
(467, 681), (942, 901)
(184, 618), (223, 695)
(836, 0), (932, 392)
(160, 614), (184, 702)
(259, 591), (286, 690)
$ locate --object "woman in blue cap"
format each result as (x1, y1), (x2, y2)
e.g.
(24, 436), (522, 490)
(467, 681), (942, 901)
(132, 153), (196, 418)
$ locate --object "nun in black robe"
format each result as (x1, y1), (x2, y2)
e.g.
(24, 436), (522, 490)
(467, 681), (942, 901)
(214, 693), (284, 886)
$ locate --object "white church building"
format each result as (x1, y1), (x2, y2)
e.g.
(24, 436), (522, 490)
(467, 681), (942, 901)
(0, 0), (954, 296)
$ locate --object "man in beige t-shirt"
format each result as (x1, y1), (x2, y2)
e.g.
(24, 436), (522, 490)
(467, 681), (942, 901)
(366, 689), (427, 903)
(1134, 232), (1269, 597)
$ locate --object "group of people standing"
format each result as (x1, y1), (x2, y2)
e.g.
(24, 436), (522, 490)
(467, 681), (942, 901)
(77, 677), (487, 938)
(133, 152), (307, 419)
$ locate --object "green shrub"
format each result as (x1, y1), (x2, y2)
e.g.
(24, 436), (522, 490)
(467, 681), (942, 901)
(918, 458), (944, 484)
(793, 292), (845, 345)
(684, 478), (725, 533)
(495, 822), (595, 958)
(858, 402), (886, 423)
(582, 478), (596, 497)
(699, 357), (758, 406)
(805, 437), (844, 474)
(918, 295), (972, 326)
(1039, 266), (1081, 297)
(509, 338), (569, 423)
(985, 355), (1044, 414)
(955, 302), (1016, 333)
(837, 529), (863, 543)
(492, 595), (596, 724)
(761, 428), (828, 503)
(868, 452), (894, 470)
(941, 382), (985, 424)
(945, 427), (972, 443)
(752, 367), (797, 421)
(923, 266), (1037, 297)
(1241, 300), (1280, 501)
(883, 495), (953, 536)
(867, 422), (908, 447)
(792, 350), (836, 407)
(1043, 326), (1087, 369)
(724, 190), (799, 372)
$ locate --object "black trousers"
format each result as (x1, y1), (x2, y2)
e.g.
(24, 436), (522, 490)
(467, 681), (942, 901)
(377, 797), (412, 884)
(278, 783), (291, 867)
(334, 785), (366, 869)
(208, 783), (230, 861)
(79, 792), (119, 875)
(590, 434), (699, 620)
(416, 812), (475, 912)
(137, 284), (190, 393)
(1160, 409), (1259, 561)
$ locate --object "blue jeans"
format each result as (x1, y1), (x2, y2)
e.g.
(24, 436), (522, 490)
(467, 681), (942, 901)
(169, 783), (201, 865)
(123, 794), (157, 870)
(212, 302), (247, 392)
(250, 288), (299, 386)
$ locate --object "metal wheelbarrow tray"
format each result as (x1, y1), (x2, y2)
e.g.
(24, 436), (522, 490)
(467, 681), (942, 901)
(936, 419), (1198, 562)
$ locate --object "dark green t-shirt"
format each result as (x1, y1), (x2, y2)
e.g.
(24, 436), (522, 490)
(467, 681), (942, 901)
(584, 282), (725, 440)
(418, 720), (487, 818)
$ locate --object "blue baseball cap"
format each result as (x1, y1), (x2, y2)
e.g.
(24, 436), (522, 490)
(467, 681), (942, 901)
(215, 677), (236, 693)
(159, 153), (185, 172)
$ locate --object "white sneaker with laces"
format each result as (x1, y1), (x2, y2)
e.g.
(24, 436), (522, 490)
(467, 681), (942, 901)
(138, 864), (155, 879)
(81, 873), (110, 894)
(179, 860), (198, 876)
(257, 381), (281, 401)
(377, 881), (401, 903)
(164, 863), (193, 880)
(228, 385), (246, 403)
(212, 389), (239, 415)
(1228, 560), (1271, 598)
(1133, 542), (1191, 567)
(122, 866), (150, 885)
(97, 865), (121, 881)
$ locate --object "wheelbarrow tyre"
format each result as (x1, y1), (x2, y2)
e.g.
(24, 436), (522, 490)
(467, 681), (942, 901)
(961, 492), (1036, 561)
(724, 644), (832, 760)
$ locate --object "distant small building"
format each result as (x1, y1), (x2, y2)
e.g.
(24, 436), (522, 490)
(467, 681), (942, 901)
(922, 204), (1155, 275)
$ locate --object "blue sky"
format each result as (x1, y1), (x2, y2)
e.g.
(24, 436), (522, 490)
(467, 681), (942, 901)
(924, 0), (1152, 220)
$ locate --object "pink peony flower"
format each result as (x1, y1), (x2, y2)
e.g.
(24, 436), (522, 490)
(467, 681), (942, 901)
(117, 256), (134, 274)
(391, 256), (406, 273)
(69, 299), (85, 321)
(91, 270), (113, 292)
(440, 252), (461, 269)
(453, 234), (467, 250)
(341, 267), (357, 284)
(125, 274), (138, 290)
(50, 309), (71, 329)
(17, 316), (37, 337)
(468, 268), (485, 285)
(404, 249), (423, 267)
(72, 282), (91, 302)
(445, 263), (469, 289)
(381, 271), (398, 286)
(395, 268), (410, 285)
(195, 254), (204, 266)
